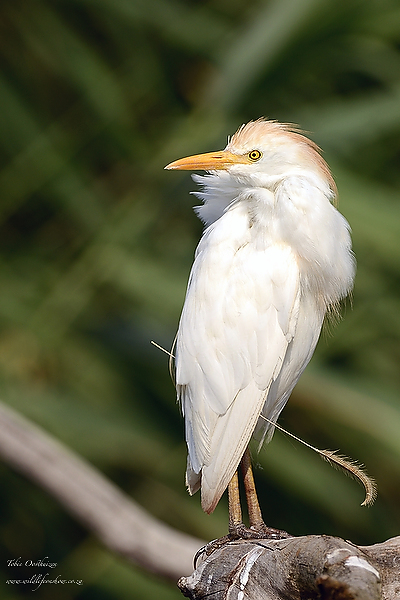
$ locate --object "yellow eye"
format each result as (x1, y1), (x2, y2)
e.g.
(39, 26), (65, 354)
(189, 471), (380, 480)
(248, 149), (262, 162)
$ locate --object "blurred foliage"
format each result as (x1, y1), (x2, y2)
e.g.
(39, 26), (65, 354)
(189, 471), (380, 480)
(0, 0), (400, 598)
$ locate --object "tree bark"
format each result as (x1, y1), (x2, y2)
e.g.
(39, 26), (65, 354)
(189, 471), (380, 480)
(0, 399), (399, 597)
(178, 535), (400, 599)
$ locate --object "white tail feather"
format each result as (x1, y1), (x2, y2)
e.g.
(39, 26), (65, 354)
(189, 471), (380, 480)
(260, 415), (377, 506)
(150, 339), (175, 358)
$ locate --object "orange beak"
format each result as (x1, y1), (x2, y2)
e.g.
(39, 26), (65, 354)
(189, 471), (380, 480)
(165, 150), (245, 171)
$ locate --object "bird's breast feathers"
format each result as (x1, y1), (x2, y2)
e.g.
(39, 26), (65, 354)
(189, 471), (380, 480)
(175, 170), (354, 512)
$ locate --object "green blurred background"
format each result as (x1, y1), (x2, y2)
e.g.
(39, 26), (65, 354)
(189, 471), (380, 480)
(1, 0), (400, 598)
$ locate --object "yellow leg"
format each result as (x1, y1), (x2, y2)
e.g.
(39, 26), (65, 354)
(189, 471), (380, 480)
(241, 447), (264, 528)
(220, 447), (289, 544)
(228, 470), (242, 531)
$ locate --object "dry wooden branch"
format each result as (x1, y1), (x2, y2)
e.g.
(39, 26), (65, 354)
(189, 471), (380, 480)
(0, 401), (203, 579)
(0, 399), (399, 597)
(178, 535), (400, 599)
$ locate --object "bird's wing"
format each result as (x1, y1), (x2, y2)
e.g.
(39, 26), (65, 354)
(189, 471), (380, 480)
(256, 289), (325, 447)
(175, 206), (303, 513)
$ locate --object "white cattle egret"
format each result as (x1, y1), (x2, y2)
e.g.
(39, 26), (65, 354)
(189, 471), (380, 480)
(165, 119), (356, 537)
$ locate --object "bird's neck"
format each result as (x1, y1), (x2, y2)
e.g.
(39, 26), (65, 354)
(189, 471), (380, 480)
(192, 169), (354, 308)
(192, 169), (332, 227)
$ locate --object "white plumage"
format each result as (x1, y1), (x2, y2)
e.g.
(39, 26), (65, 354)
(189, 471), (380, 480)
(166, 119), (355, 515)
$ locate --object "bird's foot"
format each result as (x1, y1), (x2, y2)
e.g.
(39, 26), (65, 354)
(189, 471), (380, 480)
(229, 521), (292, 541)
(193, 536), (231, 567)
(194, 523), (292, 567)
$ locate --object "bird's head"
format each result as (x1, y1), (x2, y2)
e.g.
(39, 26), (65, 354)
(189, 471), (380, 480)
(165, 119), (334, 191)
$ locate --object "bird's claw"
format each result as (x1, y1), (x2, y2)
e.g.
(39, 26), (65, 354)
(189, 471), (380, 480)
(194, 523), (292, 567)
(229, 522), (292, 541)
